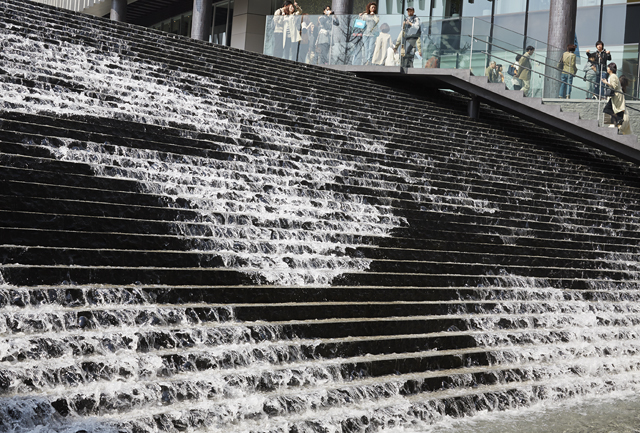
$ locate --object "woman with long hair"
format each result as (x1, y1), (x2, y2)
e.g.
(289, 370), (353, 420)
(274, 1), (302, 60)
(359, 2), (379, 65)
(601, 62), (626, 131)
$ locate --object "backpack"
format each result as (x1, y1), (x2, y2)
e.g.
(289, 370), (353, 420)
(507, 65), (516, 76)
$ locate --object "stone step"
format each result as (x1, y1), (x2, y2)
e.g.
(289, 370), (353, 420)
(0, 263), (633, 288)
(0, 109), (636, 216)
(9, 282), (634, 308)
(0, 243), (632, 282)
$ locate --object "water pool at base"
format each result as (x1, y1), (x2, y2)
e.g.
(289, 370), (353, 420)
(424, 393), (640, 433)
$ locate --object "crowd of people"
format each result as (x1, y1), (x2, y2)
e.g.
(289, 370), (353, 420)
(270, 2), (631, 134)
(270, 2), (424, 67)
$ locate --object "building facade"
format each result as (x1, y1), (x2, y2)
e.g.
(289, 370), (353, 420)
(33, 0), (640, 97)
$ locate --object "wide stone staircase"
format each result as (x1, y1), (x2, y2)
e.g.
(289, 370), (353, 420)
(3, 1), (640, 432)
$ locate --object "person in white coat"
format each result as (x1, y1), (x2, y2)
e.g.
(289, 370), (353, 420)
(372, 23), (392, 65)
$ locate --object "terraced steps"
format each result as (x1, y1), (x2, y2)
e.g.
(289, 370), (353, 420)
(3, 0), (640, 431)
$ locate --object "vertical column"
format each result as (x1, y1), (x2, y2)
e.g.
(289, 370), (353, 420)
(544, 0), (577, 98)
(192, 0), (213, 41)
(231, 0), (272, 53)
(110, 0), (127, 22)
(332, 0), (354, 15)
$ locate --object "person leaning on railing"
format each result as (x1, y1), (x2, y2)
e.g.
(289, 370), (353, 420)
(274, 1), (302, 60)
(359, 2), (380, 66)
(485, 61), (500, 84)
(558, 44), (577, 99)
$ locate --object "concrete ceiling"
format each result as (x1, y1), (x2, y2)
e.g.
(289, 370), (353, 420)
(83, 0), (191, 26)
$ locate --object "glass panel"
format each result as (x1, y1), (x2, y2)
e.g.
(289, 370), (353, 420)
(528, 0), (551, 12)
(180, 14), (192, 37)
(625, 4), (640, 44)
(378, 0), (405, 15)
(212, 1), (232, 46)
(601, 4), (626, 46)
(423, 16), (472, 69)
(575, 5), (600, 58)
(339, 14), (403, 65)
(526, 9), (550, 43)
(264, 15), (275, 56)
(461, 0), (492, 17)
(577, 0), (600, 6)
(404, 0), (430, 14)
(171, 17), (180, 34)
(493, 0), (526, 34)
(431, 0), (446, 18)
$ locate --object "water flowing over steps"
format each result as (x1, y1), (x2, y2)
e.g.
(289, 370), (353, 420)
(3, 1), (640, 432)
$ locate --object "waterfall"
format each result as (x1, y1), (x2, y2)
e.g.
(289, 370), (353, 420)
(3, 4), (640, 432)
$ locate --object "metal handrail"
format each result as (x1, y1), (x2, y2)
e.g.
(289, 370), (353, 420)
(476, 36), (640, 123)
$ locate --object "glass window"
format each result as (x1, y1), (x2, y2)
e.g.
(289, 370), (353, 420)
(577, 0), (600, 6)
(494, 0), (526, 34)
(528, 0), (551, 11)
(378, 0), (405, 15)
(461, 0), (492, 17)
(575, 4), (600, 55)
(625, 3), (640, 43)
(601, 3), (626, 45)
(211, 0), (234, 46)
(404, 0), (430, 14)
(525, 9), (549, 43)
(495, 0), (526, 14)
(431, 0), (446, 18)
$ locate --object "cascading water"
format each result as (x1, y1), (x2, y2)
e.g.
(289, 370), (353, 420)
(3, 3), (640, 432)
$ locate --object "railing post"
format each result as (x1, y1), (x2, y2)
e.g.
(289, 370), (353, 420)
(469, 17), (475, 72)
(468, 95), (480, 119)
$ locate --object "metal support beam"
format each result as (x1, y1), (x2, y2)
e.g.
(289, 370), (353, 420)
(544, 0), (577, 98)
(191, 0), (212, 41)
(468, 95), (480, 119)
(110, 0), (126, 22)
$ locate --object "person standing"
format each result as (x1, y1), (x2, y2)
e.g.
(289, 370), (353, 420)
(274, 1), (300, 59)
(583, 52), (598, 99)
(360, 2), (380, 65)
(516, 46), (535, 97)
(283, 2), (303, 61)
(558, 44), (577, 99)
(485, 61), (500, 83)
(371, 22), (392, 65)
(586, 40), (611, 99)
(511, 54), (523, 90)
(394, 7), (422, 68)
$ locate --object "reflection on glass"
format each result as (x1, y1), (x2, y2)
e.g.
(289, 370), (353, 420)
(526, 9), (550, 42)
(496, 0), (526, 14)
(575, 5), (600, 58)
(461, 0), (492, 17)
(528, 0), (551, 12)
(601, 4), (626, 46)
(577, 0), (600, 6)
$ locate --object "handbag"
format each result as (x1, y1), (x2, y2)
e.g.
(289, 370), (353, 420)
(353, 19), (366, 29)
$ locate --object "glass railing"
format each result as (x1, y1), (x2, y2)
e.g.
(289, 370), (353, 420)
(263, 14), (637, 126)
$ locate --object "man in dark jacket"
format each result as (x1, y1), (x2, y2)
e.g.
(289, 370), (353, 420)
(586, 40), (611, 99)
